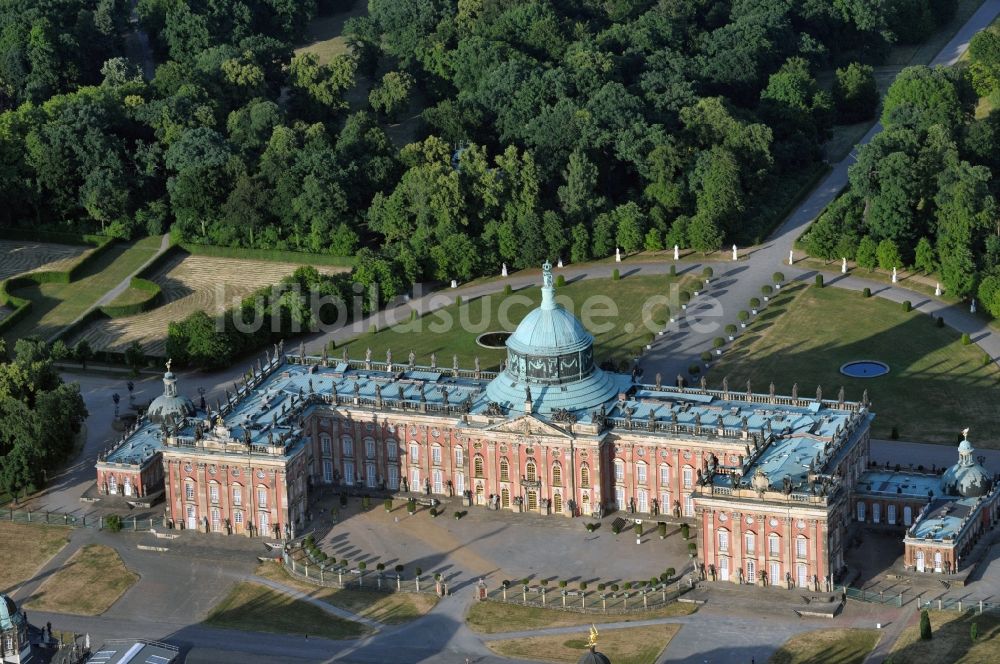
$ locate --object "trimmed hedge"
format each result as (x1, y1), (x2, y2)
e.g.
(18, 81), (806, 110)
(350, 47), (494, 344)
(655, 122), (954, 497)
(99, 277), (163, 318)
(177, 241), (355, 267)
(0, 279), (32, 334)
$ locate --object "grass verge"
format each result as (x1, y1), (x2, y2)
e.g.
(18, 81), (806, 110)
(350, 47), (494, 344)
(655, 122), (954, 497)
(26, 544), (137, 615)
(466, 600), (695, 635)
(488, 624), (680, 664)
(0, 522), (69, 593)
(887, 611), (999, 664)
(769, 628), (881, 664)
(204, 581), (370, 640)
(255, 562), (437, 625)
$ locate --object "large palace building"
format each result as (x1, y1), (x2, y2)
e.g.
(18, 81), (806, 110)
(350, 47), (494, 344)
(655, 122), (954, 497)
(94, 263), (998, 589)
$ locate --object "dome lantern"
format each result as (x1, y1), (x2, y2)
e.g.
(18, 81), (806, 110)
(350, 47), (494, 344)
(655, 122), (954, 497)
(941, 429), (992, 498)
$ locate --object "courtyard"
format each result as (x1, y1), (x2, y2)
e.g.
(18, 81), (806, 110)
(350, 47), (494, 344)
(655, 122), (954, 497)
(304, 492), (694, 595)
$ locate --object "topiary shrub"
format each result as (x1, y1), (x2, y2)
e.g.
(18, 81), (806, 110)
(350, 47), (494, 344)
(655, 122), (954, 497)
(503, 284), (513, 296)
(634, 523), (643, 536)
(658, 522), (667, 538)
(612, 268), (620, 281)
(700, 351), (712, 363)
(815, 274), (824, 288)
(680, 523), (690, 539)
(902, 300), (911, 312)
(713, 337), (725, 349)
(610, 584), (620, 592)
(863, 287), (871, 298)
(738, 310), (750, 322)
(749, 297), (760, 309)
(983, 353), (992, 366)
(962, 332), (972, 345)
(725, 324), (737, 337)
(579, 581), (588, 591)
(679, 291), (691, 304)
(597, 583), (606, 592)
(936, 316), (944, 327)
(920, 609), (932, 640)
(358, 561), (367, 570)
(689, 363), (701, 375)
(384, 498), (393, 512)
(623, 582), (633, 591)
(669, 264), (677, 277)
(540, 578), (549, 587)
(559, 580), (568, 588)
(395, 564), (404, 574)
(761, 285), (773, 297)
(971, 621), (979, 641)
(773, 272), (784, 284)
(611, 521), (622, 535)
(555, 274), (566, 287)
(665, 567), (675, 580)
(105, 514), (123, 533)
(377, 562), (385, 572)
(703, 266), (713, 279)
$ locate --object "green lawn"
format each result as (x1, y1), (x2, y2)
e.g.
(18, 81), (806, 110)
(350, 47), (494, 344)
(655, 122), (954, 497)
(769, 628), (881, 664)
(204, 581), (370, 640)
(888, 611), (1000, 664)
(707, 283), (1000, 446)
(4, 236), (162, 343)
(105, 285), (152, 308)
(341, 273), (692, 372)
(466, 600), (695, 635)
(26, 544), (137, 615)
(488, 624), (680, 664)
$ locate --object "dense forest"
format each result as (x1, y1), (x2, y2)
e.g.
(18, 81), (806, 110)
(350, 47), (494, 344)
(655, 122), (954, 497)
(803, 28), (1000, 315)
(0, 0), (964, 294)
(0, 339), (88, 497)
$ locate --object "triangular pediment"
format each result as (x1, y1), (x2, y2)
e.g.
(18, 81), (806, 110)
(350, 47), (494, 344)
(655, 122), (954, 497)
(485, 414), (573, 438)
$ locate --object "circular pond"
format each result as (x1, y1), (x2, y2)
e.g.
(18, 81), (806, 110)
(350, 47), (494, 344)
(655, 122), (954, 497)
(840, 360), (890, 378)
(476, 331), (511, 349)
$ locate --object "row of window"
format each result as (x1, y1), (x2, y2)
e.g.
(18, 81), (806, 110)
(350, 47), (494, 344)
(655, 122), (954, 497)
(717, 558), (813, 588)
(718, 531), (809, 558)
(613, 460), (692, 488)
(857, 502), (913, 526)
(186, 504), (268, 532)
(184, 482), (267, 508)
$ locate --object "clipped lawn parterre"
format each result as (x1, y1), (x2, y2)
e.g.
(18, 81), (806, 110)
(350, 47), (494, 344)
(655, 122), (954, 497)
(71, 252), (346, 356)
(466, 599), (695, 635)
(769, 628), (881, 664)
(707, 284), (1000, 446)
(0, 240), (91, 281)
(3, 236), (162, 344)
(204, 581), (370, 640)
(26, 544), (137, 615)
(254, 562), (437, 625)
(888, 611), (1000, 664)
(346, 273), (690, 371)
(487, 624), (680, 664)
(0, 522), (69, 593)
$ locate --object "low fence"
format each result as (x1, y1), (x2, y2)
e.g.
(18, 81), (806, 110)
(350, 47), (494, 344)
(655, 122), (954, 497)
(283, 551), (436, 595)
(483, 582), (691, 615)
(2, 507), (156, 532)
(844, 585), (1000, 615)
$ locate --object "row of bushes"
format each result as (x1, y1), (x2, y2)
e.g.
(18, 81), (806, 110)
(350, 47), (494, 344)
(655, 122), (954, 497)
(0, 278), (33, 334)
(501, 567), (678, 593)
(176, 239), (356, 267)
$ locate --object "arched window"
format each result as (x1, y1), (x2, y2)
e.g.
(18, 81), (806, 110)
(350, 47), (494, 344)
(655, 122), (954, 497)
(431, 445), (442, 465)
(614, 459), (625, 482)
(580, 464), (590, 487)
(500, 458), (510, 481)
(744, 531), (756, 554)
(718, 529), (730, 552)
(525, 460), (537, 482)
(552, 463), (562, 486)
(768, 533), (780, 555)
(659, 464), (671, 486)
(474, 455), (484, 477)
(796, 535), (807, 558)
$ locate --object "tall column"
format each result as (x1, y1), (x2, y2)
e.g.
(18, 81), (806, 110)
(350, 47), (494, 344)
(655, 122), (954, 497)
(785, 516), (794, 588)
(733, 511), (743, 583)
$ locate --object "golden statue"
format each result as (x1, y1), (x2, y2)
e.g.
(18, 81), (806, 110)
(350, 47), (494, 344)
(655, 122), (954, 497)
(586, 624), (599, 649)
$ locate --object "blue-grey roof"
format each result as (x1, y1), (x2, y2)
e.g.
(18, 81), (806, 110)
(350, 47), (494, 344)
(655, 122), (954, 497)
(941, 438), (993, 498)
(907, 497), (979, 542)
(856, 470), (940, 499)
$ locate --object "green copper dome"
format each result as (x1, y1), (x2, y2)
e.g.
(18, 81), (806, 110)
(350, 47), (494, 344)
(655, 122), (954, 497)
(0, 594), (24, 630)
(941, 435), (992, 498)
(485, 262), (624, 415)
